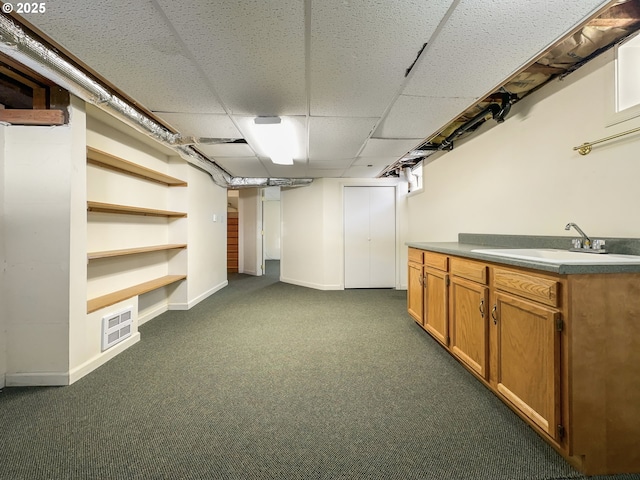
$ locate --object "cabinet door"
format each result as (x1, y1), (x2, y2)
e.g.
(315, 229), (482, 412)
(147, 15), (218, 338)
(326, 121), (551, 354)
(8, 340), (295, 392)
(450, 277), (489, 380)
(407, 261), (424, 325)
(494, 291), (562, 441)
(424, 267), (449, 346)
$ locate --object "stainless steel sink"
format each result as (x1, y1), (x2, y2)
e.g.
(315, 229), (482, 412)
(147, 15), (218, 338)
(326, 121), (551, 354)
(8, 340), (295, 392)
(470, 248), (640, 264)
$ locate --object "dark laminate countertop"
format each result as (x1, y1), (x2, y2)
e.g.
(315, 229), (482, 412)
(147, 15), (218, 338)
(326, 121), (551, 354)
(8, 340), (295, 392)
(407, 233), (640, 275)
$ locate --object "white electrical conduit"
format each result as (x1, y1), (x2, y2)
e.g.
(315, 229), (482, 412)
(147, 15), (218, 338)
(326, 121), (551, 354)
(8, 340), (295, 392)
(0, 14), (312, 188)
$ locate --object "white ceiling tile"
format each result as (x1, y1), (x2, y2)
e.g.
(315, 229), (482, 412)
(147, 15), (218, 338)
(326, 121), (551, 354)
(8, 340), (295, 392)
(214, 157), (270, 178)
(155, 113), (242, 139)
(360, 138), (423, 157)
(264, 162), (311, 179)
(310, 0), (456, 117)
(353, 157), (399, 168)
(306, 169), (347, 178)
(308, 159), (354, 169)
(375, 95), (475, 139)
(156, 0), (306, 116)
(196, 143), (255, 158)
(404, 0), (610, 99)
(23, 0), (612, 181)
(342, 166), (384, 178)
(309, 117), (378, 160)
(27, 2), (225, 114)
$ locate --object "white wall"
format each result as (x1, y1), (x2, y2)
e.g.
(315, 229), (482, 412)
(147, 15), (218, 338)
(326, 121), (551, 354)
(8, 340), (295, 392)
(184, 160), (228, 308)
(407, 49), (640, 241)
(67, 98), (90, 383)
(0, 125), (6, 388)
(239, 188), (261, 275)
(263, 199), (281, 260)
(281, 177), (405, 290)
(3, 105), (85, 386)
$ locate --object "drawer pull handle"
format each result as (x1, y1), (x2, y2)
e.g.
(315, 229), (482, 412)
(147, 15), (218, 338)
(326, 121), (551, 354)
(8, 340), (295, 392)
(479, 299), (485, 318)
(491, 305), (498, 325)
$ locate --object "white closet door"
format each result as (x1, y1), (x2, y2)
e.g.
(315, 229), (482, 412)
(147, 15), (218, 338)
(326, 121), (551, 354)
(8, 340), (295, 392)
(344, 186), (395, 288)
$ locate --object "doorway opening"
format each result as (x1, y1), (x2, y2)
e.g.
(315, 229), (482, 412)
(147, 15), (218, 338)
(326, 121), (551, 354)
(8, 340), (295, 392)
(262, 187), (281, 279)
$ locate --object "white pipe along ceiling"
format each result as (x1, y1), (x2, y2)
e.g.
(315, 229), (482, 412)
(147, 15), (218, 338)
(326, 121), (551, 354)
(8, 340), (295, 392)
(0, 0), (627, 185)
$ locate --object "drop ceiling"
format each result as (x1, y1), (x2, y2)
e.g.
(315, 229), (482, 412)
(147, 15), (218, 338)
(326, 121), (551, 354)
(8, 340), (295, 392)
(8, 0), (622, 179)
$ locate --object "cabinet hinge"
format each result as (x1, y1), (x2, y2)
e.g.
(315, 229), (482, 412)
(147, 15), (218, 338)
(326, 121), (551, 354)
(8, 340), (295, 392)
(557, 424), (565, 439)
(556, 316), (564, 332)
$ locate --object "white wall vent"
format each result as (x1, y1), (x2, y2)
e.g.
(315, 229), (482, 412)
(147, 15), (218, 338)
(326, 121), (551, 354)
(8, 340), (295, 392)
(101, 306), (133, 351)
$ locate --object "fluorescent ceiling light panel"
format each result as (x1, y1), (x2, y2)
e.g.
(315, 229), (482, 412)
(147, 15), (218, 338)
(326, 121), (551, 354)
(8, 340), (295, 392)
(253, 116), (295, 165)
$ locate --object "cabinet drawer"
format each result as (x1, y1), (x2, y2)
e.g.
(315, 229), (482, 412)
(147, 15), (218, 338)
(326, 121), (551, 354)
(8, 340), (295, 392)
(450, 257), (487, 284)
(492, 267), (559, 307)
(408, 248), (424, 264)
(424, 252), (448, 271)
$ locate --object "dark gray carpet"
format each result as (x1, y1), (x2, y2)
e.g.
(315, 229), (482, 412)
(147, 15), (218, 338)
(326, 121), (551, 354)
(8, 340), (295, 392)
(1, 261), (639, 479)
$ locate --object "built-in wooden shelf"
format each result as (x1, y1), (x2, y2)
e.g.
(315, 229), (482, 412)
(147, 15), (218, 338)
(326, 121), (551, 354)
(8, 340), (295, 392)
(87, 201), (187, 217)
(87, 244), (187, 261)
(87, 274), (187, 313)
(87, 147), (187, 186)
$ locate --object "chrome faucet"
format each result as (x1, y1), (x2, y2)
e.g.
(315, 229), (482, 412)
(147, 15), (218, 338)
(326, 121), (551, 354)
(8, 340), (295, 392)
(565, 222), (591, 248)
(565, 222), (607, 253)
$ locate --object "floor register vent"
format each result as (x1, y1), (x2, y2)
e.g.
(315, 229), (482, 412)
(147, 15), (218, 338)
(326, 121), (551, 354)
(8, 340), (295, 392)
(102, 307), (133, 351)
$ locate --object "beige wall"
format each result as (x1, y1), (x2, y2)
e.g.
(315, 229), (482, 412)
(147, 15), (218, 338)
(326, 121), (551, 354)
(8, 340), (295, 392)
(0, 126), (6, 387)
(3, 113), (84, 385)
(263, 199), (281, 260)
(281, 177), (405, 290)
(185, 161), (228, 307)
(280, 48), (640, 291)
(407, 49), (640, 241)
(239, 188), (261, 275)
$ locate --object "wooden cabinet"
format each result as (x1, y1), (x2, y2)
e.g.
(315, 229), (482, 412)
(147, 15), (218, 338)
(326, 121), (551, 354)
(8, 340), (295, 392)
(490, 266), (562, 441)
(407, 246), (640, 475)
(450, 259), (489, 380)
(407, 249), (448, 345)
(407, 249), (424, 325)
(423, 266), (449, 346)
(493, 291), (561, 441)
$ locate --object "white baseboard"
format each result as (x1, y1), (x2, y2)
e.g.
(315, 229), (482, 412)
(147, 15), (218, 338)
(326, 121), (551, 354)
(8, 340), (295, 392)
(279, 277), (342, 291)
(138, 304), (168, 326)
(5, 371), (70, 387)
(67, 333), (141, 385)
(7, 332), (139, 387)
(189, 280), (228, 308)
(169, 280), (228, 311)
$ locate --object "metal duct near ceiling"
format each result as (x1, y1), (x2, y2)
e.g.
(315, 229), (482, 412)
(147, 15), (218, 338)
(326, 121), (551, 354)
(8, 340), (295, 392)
(0, 14), (312, 189)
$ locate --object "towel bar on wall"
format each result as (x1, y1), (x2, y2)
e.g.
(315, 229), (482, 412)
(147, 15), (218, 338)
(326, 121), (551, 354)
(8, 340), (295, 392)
(573, 125), (640, 155)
